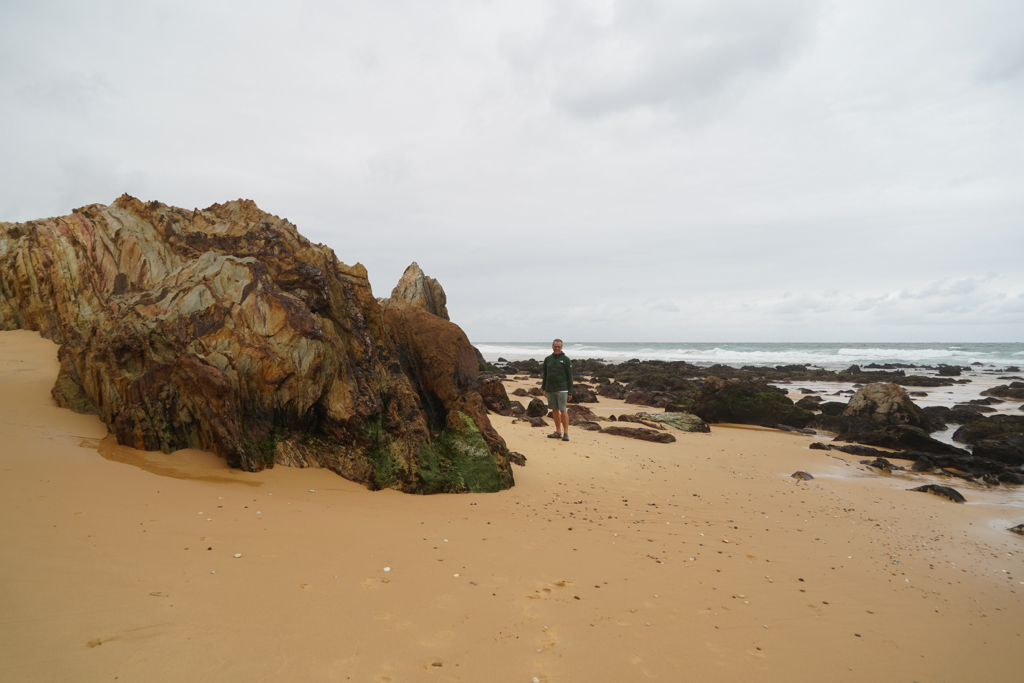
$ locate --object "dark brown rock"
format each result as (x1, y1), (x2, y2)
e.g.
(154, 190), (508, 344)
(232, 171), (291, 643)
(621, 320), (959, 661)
(599, 425), (676, 443)
(908, 485), (966, 503)
(567, 404), (598, 424)
(526, 398), (548, 418)
(477, 376), (513, 416)
(691, 376), (813, 428)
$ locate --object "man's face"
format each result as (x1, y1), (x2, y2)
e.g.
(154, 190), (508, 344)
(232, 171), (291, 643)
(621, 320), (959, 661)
(552, 341), (563, 354)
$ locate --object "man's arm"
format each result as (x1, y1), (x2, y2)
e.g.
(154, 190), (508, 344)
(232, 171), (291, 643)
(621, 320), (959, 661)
(541, 356), (547, 391)
(566, 359), (574, 397)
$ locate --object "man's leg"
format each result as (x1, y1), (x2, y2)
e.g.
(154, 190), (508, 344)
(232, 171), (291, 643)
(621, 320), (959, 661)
(558, 409), (569, 436)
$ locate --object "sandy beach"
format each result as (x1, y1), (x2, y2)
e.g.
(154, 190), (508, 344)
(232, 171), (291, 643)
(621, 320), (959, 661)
(2, 329), (1023, 683)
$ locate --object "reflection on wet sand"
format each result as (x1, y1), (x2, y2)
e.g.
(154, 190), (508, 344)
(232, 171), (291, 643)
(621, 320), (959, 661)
(90, 435), (262, 487)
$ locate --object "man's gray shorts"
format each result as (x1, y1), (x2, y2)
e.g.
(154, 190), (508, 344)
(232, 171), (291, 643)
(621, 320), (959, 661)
(546, 391), (568, 411)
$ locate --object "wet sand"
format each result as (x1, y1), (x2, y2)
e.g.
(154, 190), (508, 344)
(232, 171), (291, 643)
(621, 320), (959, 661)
(2, 330), (1024, 682)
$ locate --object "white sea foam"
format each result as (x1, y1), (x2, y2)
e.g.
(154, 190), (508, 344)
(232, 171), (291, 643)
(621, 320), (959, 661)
(473, 342), (1024, 369)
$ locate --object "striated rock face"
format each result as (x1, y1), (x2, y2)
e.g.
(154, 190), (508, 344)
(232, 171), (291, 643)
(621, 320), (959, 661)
(380, 262), (449, 320)
(0, 195), (511, 493)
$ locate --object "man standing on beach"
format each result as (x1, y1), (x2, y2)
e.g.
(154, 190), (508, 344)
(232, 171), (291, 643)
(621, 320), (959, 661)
(542, 339), (574, 442)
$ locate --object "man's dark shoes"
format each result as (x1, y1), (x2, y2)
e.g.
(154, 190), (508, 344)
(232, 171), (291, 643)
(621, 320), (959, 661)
(562, 434), (569, 442)
(548, 432), (562, 439)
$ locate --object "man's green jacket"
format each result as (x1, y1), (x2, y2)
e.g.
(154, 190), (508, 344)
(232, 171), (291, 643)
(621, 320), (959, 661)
(541, 353), (574, 393)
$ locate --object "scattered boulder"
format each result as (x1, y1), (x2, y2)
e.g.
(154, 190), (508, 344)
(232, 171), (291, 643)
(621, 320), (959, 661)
(567, 404), (598, 424)
(526, 417), (548, 428)
(953, 415), (1024, 445)
(835, 423), (967, 455)
(525, 398), (548, 418)
(691, 376), (814, 429)
(981, 382), (1024, 400)
(511, 388), (528, 397)
(971, 435), (1024, 466)
(817, 402), (847, 416)
(528, 387), (544, 397)
(795, 396), (823, 410)
(936, 365), (962, 376)
(508, 451), (527, 466)
(599, 426), (677, 443)
(569, 384), (599, 404)
(860, 457), (904, 473)
(791, 471), (814, 480)
(508, 400), (526, 417)
(633, 412), (710, 433)
(908, 485), (966, 503)
(1009, 524), (1024, 536)
(575, 421), (603, 432)
(478, 376), (513, 416)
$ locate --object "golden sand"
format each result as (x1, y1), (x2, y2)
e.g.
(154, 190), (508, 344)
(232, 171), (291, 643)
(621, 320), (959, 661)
(2, 330), (1023, 682)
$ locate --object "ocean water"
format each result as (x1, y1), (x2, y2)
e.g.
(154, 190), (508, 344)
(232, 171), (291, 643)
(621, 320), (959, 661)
(474, 342), (1024, 371)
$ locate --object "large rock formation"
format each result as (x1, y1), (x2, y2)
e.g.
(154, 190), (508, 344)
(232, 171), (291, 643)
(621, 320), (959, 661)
(379, 261), (449, 320)
(691, 376), (814, 428)
(841, 383), (929, 429)
(0, 195), (512, 493)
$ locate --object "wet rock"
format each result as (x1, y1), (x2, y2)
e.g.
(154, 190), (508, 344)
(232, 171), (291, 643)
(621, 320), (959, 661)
(511, 388), (529, 397)
(860, 457), (904, 473)
(796, 396), (823, 410)
(691, 376), (814, 429)
(971, 435), (1024, 466)
(508, 400), (526, 417)
(1009, 524), (1024, 536)
(969, 397), (1004, 406)
(936, 365), (962, 376)
(791, 471), (814, 480)
(954, 404), (996, 413)
(909, 391), (929, 397)
(478, 376), (513, 416)
(633, 412), (710, 433)
(526, 398), (548, 418)
(908, 485), (966, 503)
(569, 383), (599, 404)
(953, 415), (1024, 445)
(528, 387), (544, 397)
(920, 405), (985, 429)
(599, 425), (676, 443)
(799, 388), (819, 394)
(817, 401), (847, 417)
(617, 415), (665, 429)
(981, 382), (1024, 400)
(508, 451), (527, 466)
(567, 404), (598, 424)
(998, 472), (1024, 485)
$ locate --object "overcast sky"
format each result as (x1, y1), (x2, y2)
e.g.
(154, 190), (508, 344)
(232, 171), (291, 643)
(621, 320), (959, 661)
(2, 1), (1022, 342)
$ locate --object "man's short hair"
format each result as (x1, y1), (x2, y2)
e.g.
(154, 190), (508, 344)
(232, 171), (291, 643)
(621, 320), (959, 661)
(553, 338), (562, 344)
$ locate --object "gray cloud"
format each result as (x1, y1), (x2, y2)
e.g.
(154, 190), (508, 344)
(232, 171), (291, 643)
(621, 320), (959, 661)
(0, 0), (1021, 342)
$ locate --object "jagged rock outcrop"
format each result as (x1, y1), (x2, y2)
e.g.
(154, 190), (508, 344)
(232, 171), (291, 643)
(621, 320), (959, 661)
(0, 195), (511, 493)
(379, 261), (449, 320)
